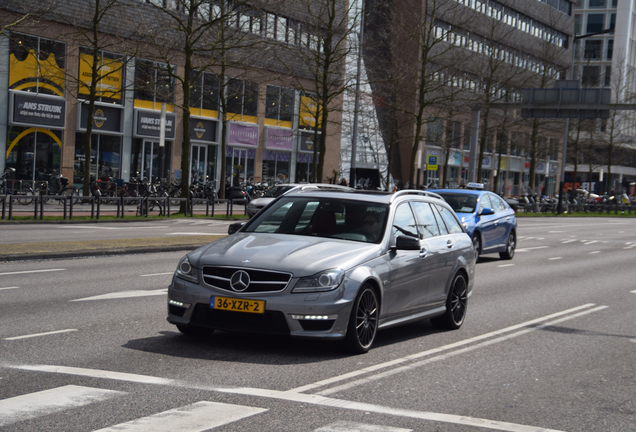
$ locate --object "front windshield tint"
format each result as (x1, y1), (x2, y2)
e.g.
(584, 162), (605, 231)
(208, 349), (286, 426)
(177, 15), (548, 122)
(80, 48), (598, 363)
(244, 197), (389, 244)
(436, 193), (478, 213)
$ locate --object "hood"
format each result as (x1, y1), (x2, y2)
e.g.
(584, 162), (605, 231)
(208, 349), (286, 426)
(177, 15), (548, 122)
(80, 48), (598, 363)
(187, 233), (381, 277)
(248, 197), (275, 207)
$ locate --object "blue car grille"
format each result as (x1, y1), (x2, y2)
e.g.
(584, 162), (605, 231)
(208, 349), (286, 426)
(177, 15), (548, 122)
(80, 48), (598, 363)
(202, 266), (292, 293)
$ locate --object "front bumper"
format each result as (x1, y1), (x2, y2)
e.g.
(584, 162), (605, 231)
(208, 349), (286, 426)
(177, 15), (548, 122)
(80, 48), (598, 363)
(167, 277), (353, 340)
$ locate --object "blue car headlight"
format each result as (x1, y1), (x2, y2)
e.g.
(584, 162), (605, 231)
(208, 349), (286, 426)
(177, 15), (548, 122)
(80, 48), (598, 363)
(293, 269), (345, 293)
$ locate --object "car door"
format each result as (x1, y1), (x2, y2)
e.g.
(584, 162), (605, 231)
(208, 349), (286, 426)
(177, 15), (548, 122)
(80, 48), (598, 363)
(477, 193), (498, 250)
(385, 202), (430, 317)
(489, 194), (513, 247)
(411, 201), (449, 309)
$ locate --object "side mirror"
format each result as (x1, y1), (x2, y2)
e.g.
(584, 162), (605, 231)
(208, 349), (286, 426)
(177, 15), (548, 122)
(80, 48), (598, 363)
(479, 207), (495, 216)
(227, 222), (245, 235)
(395, 235), (420, 250)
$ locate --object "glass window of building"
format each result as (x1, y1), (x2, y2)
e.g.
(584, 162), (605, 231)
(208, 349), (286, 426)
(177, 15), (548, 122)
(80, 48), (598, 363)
(134, 59), (175, 108)
(588, 0), (607, 8)
(6, 127), (63, 182)
(262, 150), (290, 183)
(584, 39), (603, 59)
(425, 119), (443, 146)
(74, 133), (123, 185)
(78, 48), (125, 105)
(586, 14), (604, 33)
(9, 32), (66, 97)
(190, 70), (220, 117)
(265, 86), (295, 128)
(227, 79), (259, 123)
(607, 39), (613, 59)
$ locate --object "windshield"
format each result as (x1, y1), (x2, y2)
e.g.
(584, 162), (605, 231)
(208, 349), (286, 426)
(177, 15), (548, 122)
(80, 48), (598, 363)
(262, 185), (295, 198)
(243, 197), (389, 244)
(436, 193), (478, 213)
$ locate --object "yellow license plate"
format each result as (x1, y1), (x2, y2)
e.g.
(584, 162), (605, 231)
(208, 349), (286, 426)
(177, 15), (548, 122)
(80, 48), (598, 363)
(210, 296), (265, 314)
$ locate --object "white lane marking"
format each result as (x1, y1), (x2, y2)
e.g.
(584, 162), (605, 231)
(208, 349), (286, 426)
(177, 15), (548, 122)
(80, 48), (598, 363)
(140, 272), (173, 277)
(590, 251), (601, 254)
(624, 244), (636, 249)
(498, 264), (515, 267)
(548, 231), (564, 233)
(0, 269), (65, 276)
(516, 246), (549, 252)
(631, 290), (636, 293)
(312, 306), (608, 397)
(4, 329), (77, 341)
(216, 387), (566, 432)
(584, 241), (598, 245)
(549, 257), (562, 260)
(0, 286), (19, 291)
(56, 226), (168, 230)
(92, 401), (267, 432)
(316, 422), (411, 432)
(561, 239), (577, 243)
(291, 304), (598, 394)
(165, 232), (219, 236)
(72, 289), (167, 301)
(0, 385), (123, 427)
(10, 365), (174, 385)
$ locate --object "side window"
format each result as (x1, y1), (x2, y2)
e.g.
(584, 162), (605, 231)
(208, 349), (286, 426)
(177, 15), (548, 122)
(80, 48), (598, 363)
(411, 202), (441, 239)
(491, 194), (507, 211)
(431, 205), (449, 235)
(392, 203), (419, 239)
(478, 194), (492, 212)
(435, 204), (464, 234)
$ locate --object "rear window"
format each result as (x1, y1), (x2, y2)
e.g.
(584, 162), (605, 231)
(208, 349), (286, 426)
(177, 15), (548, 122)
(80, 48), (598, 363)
(436, 193), (478, 213)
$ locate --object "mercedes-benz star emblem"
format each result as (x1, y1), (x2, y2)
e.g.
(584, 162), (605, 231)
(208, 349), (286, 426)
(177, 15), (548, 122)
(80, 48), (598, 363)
(230, 270), (251, 292)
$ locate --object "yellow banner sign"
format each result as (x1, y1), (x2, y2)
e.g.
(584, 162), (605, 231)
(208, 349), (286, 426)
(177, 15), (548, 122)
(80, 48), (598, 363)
(299, 96), (322, 128)
(79, 53), (123, 100)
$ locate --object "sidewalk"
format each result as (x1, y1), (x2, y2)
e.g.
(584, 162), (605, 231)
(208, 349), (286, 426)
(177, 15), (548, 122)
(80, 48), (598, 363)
(0, 234), (226, 262)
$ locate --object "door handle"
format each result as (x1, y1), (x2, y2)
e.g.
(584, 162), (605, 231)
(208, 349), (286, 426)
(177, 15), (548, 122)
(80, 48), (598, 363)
(494, 221), (498, 226)
(506, 217), (511, 221)
(447, 240), (453, 249)
(419, 248), (429, 258)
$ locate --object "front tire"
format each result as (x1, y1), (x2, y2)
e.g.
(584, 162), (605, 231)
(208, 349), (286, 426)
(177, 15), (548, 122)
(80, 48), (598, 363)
(344, 284), (379, 354)
(431, 272), (468, 330)
(499, 231), (516, 260)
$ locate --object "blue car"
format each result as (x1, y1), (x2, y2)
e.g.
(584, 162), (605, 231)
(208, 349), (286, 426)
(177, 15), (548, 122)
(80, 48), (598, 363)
(434, 184), (517, 261)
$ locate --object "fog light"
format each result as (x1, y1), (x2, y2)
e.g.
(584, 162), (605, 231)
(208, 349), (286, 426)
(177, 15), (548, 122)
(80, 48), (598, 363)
(291, 314), (337, 320)
(169, 299), (190, 308)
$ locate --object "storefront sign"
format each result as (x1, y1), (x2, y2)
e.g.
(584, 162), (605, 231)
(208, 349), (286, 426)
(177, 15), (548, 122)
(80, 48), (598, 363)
(79, 103), (122, 133)
(536, 162), (546, 174)
(509, 158), (522, 172)
(449, 151), (462, 166)
(482, 156), (492, 169)
(265, 127), (293, 151)
(190, 118), (218, 143)
(300, 132), (320, 153)
(228, 122), (258, 147)
(427, 155), (438, 171)
(78, 53), (123, 100)
(11, 92), (66, 129)
(134, 109), (175, 139)
(299, 96), (322, 128)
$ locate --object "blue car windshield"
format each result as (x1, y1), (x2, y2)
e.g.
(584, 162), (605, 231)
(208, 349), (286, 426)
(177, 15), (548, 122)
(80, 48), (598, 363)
(243, 197), (389, 244)
(436, 193), (478, 213)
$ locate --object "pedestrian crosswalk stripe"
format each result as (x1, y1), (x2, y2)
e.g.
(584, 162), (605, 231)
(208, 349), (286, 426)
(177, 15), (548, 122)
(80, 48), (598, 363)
(315, 421), (411, 431)
(71, 289), (168, 301)
(91, 401), (267, 432)
(0, 385), (123, 427)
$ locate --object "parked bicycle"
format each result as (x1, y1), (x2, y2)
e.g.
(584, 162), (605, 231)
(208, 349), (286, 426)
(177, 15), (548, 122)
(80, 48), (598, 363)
(1, 168), (36, 205)
(36, 172), (80, 204)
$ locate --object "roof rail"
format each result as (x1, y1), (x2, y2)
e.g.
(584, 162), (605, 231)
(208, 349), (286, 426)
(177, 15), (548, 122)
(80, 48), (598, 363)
(283, 183), (355, 196)
(390, 189), (444, 203)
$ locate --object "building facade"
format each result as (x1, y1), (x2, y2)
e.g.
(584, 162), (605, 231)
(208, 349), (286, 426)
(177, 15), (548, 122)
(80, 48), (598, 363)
(0, 0), (345, 191)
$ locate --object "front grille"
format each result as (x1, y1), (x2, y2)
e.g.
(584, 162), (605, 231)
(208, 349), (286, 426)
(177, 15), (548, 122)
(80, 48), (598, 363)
(202, 266), (292, 293)
(190, 304), (290, 335)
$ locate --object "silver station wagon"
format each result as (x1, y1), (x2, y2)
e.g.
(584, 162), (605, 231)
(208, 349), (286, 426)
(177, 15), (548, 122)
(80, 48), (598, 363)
(167, 188), (475, 353)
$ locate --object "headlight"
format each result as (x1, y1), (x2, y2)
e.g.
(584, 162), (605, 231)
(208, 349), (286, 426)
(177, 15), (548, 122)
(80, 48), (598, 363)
(175, 256), (199, 283)
(293, 269), (345, 293)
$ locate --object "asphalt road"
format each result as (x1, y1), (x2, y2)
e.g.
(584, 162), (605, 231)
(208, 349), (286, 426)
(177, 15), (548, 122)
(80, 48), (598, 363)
(0, 217), (635, 431)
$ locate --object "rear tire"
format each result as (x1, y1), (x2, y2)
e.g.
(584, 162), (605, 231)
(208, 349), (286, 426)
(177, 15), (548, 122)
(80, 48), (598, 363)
(343, 284), (379, 354)
(431, 272), (468, 330)
(472, 234), (481, 262)
(499, 231), (516, 260)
